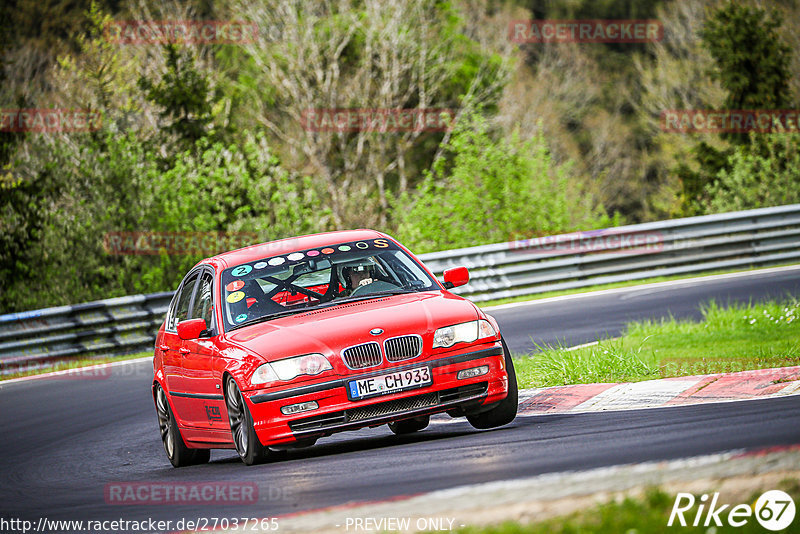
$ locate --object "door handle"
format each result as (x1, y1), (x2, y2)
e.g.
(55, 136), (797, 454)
(159, 345), (169, 352)
(179, 347), (190, 354)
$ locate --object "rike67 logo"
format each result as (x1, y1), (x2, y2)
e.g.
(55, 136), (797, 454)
(669, 490), (796, 531)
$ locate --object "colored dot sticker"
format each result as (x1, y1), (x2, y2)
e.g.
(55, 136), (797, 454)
(287, 252), (304, 261)
(306, 250), (320, 257)
(338, 245), (351, 251)
(231, 265), (252, 277)
(268, 257), (285, 266)
(321, 248), (335, 254)
(254, 261), (268, 269)
(226, 291), (245, 304)
(226, 280), (245, 292)
(235, 314), (248, 323)
(355, 241), (369, 249)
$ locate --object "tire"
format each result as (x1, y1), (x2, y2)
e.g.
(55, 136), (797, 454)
(225, 377), (272, 465)
(155, 384), (210, 468)
(466, 339), (518, 430)
(388, 415), (430, 435)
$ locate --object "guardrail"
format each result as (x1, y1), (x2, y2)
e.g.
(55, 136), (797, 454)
(1, 204), (799, 373)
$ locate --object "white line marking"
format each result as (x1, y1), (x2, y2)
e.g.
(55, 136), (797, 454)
(0, 356), (152, 386)
(481, 264), (800, 311)
(571, 379), (701, 412)
(564, 341), (599, 352)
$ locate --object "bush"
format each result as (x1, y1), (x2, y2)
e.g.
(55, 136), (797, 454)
(397, 112), (612, 252)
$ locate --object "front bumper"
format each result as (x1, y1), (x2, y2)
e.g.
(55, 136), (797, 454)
(242, 342), (508, 446)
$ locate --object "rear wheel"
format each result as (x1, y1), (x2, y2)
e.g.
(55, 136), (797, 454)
(155, 384), (210, 467)
(466, 339), (518, 430)
(225, 378), (272, 465)
(388, 415), (430, 435)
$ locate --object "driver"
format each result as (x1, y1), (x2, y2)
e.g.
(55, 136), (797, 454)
(340, 257), (378, 296)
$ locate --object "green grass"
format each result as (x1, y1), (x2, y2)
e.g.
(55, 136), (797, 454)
(453, 479), (800, 534)
(514, 298), (800, 387)
(478, 263), (799, 309)
(1, 351), (152, 381)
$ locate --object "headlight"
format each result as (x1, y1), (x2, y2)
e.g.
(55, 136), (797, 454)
(432, 320), (496, 348)
(251, 353), (332, 385)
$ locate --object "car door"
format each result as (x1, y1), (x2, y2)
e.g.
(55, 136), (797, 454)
(178, 269), (225, 430)
(160, 271), (199, 394)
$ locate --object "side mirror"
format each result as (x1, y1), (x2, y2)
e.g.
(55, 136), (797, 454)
(177, 318), (208, 340)
(442, 267), (469, 289)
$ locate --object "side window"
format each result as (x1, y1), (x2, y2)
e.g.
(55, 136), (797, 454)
(168, 272), (199, 330)
(190, 272), (214, 328)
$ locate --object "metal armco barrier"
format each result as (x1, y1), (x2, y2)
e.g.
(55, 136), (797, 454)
(0, 293), (173, 373)
(1, 204), (799, 373)
(421, 203), (800, 302)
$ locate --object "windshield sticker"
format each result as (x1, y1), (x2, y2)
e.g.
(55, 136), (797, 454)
(235, 313), (248, 323)
(226, 280), (245, 292)
(226, 291), (245, 303)
(231, 265), (252, 276)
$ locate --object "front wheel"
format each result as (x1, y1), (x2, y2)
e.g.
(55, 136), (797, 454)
(466, 339), (518, 430)
(225, 378), (272, 465)
(155, 384), (210, 467)
(388, 415), (430, 435)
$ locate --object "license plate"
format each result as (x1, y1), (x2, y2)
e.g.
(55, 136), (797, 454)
(348, 366), (432, 400)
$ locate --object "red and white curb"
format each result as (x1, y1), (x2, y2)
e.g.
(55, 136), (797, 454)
(514, 366), (800, 416)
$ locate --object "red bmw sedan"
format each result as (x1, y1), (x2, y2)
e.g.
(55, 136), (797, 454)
(152, 230), (517, 466)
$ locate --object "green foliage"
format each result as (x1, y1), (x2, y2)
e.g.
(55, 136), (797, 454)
(704, 132), (800, 213)
(701, 1), (793, 111)
(0, 129), (325, 312)
(138, 45), (220, 152)
(514, 298), (800, 388)
(397, 112), (605, 252)
(681, 1), (796, 214)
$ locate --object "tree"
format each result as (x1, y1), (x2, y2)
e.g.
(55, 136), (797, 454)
(679, 1), (794, 213)
(397, 112), (611, 253)
(236, 0), (511, 228)
(704, 132), (800, 213)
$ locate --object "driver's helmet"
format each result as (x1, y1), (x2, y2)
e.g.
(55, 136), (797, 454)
(340, 257), (379, 289)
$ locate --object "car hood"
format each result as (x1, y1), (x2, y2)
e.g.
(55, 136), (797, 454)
(223, 291), (479, 369)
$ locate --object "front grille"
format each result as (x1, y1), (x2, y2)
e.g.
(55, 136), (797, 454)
(384, 335), (422, 362)
(342, 342), (382, 369)
(348, 392), (437, 422)
(287, 382), (489, 434)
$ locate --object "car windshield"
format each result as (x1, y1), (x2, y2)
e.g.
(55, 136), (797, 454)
(220, 238), (438, 330)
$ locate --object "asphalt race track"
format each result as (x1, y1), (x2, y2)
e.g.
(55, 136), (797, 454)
(2, 268), (799, 528)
